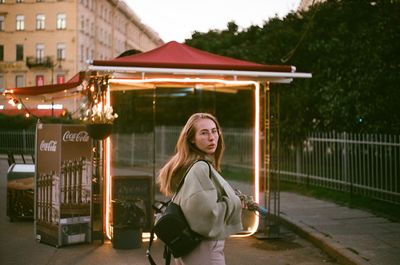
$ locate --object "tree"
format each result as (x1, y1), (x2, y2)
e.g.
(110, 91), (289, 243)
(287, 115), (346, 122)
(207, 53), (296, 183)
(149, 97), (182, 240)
(186, 0), (400, 137)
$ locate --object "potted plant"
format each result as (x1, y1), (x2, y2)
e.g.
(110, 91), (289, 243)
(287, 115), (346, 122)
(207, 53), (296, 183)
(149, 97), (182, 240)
(82, 104), (118, 140)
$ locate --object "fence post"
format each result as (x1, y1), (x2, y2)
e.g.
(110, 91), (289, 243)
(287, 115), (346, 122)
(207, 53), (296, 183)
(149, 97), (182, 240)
(130, 133), (135, 166)
(22, 129), (27, 154)
(342, 132), (352, 201)
(160, 126), (166, 162)
(296, 144), (301, 184)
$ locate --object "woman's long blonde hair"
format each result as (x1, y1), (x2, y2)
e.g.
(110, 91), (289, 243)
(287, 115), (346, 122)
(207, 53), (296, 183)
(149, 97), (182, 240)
(158, 113), (225, 196)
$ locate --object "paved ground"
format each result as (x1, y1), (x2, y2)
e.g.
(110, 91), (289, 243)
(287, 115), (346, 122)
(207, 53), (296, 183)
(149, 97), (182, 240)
(1, 157), (399, 265)
(279, 192), (400, 265)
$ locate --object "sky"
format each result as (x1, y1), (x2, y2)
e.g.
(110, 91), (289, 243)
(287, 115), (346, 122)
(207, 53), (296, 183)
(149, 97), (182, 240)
(125, 0), (302, 43)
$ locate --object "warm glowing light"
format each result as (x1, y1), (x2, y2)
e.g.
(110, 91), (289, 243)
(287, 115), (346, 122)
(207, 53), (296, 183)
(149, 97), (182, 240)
(0, 105), (4, 110)
(254, 83), (260, 206)
(16, 103), (22, 110)
(104, 77), (262, 237)
(105, 83), (113, 240)
(8, 98), (16, 106)
(37, 104), (63, 110)
(111, 78), (255, 88)
(25, 113), (30, 118)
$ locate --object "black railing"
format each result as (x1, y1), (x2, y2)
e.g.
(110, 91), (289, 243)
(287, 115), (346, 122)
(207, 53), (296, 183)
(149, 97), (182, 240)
(0, 130), (35, 154)
(26, 56), (54, 68)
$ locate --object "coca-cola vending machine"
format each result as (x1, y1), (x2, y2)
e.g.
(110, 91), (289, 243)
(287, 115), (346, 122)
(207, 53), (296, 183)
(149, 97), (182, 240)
(35, 123), (92, 247)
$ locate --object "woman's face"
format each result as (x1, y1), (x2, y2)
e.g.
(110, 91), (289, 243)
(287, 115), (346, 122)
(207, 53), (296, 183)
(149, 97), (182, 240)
(192, 118), (219, 155)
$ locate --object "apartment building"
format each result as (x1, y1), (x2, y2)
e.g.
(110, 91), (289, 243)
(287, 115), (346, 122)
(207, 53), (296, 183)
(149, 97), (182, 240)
(0, 0), (163, 92)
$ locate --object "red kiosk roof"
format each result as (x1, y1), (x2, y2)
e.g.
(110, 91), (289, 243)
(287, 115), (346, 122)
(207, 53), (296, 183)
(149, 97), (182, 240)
(93, 41), (293, 73)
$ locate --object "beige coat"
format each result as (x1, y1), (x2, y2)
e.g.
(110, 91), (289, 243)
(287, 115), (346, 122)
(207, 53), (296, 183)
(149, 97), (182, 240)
(174, 160), (243, 240)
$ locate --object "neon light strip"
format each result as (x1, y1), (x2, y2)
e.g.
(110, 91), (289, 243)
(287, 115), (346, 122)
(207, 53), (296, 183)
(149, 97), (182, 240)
(110, 78), (258, 87)
(254, 82), (260, 205)
(105, 85), (112, 240)
(104, 77), (261, 238)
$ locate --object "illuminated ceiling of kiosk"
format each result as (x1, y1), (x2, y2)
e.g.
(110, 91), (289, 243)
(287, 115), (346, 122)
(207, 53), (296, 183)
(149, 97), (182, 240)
(89, 41), (311, 240)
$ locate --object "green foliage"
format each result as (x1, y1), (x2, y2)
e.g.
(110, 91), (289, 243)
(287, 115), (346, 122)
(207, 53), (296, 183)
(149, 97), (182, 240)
(0, 113), (79, 131)
(186, 0), (400, 137)
(0, 114), (37, 131)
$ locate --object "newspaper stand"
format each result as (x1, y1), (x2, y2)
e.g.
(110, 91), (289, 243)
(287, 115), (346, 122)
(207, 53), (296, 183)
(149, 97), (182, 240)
(35, 124), (92, 247)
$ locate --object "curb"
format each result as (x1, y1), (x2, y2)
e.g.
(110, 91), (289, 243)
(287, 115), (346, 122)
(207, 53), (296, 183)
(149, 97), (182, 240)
(277, 213), (369, 265)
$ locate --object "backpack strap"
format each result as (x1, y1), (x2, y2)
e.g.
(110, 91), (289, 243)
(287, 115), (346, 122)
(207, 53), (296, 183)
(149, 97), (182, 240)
(172, 159), (211, 201)
(146, 229), (158, 265)
(146, 159), (211, 265)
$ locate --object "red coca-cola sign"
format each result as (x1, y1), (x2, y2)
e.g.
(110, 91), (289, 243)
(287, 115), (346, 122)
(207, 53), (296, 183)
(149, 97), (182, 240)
(62, 130), (90, 142)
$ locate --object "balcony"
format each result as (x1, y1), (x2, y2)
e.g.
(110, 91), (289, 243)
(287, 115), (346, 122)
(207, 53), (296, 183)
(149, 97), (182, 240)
(26, 56), (54, 68)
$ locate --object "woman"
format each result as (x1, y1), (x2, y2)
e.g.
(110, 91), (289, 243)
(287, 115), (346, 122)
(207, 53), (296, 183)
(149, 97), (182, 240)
(158, 113), (243, 265)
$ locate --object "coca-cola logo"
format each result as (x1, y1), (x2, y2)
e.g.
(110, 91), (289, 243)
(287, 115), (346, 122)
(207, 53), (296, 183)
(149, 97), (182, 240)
(62, 131), (90, 142)
(40, 140), (57, 152)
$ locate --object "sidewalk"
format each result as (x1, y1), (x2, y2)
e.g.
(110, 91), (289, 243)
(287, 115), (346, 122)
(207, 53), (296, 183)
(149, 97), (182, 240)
(279, 192), (400, 265)
(1, 158), (399, 265)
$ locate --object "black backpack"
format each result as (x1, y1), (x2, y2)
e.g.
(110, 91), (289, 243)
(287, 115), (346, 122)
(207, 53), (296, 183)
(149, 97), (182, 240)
(147, 160), (211, 265)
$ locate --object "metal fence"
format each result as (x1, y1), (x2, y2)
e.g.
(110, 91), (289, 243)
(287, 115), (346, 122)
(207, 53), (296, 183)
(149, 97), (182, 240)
(112, 128), (400, 204)
(278, 132), (400, 204)
(3, 128), (399, 204)
(111, 126), (254, 170)
(0, 129), (35, 154)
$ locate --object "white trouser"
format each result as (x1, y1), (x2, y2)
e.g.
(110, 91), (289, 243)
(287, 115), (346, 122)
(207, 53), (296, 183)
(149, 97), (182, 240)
(175, 240), (225, 265)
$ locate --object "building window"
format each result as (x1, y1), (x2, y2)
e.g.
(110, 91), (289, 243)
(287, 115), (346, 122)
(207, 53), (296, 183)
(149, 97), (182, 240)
(36, 43), (44, 62)
(0, 0), (6, 4)
(16, 44), (23, 61)
(36, 75), (44, 86)
(36, 14), (45, 30)
(16, 0), (24, 3)
(0, 76), (4, 93)
(0, 45), (3, 61)
(56, 75), (65, 84)
(91, 22), (94, 36)
(15, 75), (24, 88)
(16, 15), (24, 31)
(0, 16), (4, 31)
(56, 42), (66, 60)
(80, 15), (84, 32)
(80, 45), (84, 62)
(56, 13), (66, 29)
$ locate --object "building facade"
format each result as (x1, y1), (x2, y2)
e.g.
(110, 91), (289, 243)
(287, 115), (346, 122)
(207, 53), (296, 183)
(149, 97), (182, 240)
(0, 0), (163, 91)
